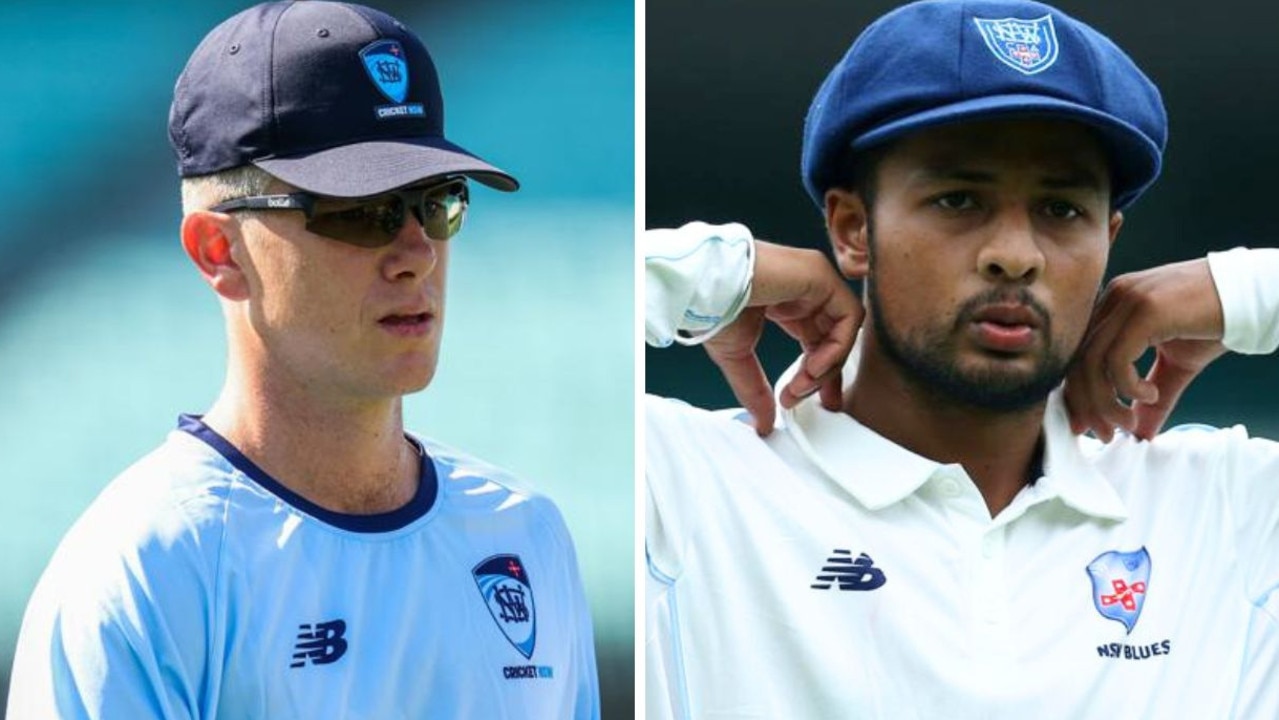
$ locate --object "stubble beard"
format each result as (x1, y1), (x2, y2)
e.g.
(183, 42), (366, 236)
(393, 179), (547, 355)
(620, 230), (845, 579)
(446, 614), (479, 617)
(865, 257), (1072, 414)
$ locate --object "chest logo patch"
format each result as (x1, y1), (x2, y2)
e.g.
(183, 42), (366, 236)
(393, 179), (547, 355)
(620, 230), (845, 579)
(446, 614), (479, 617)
(972, 14), (1059, 75)
(290, 619), (348, 668)
(473, 554), (537, 659)
(810, 549), (887, 591)
(1086, 547), (1151, 633)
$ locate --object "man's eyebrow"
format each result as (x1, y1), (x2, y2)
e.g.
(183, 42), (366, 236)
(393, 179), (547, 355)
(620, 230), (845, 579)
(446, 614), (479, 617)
(1039, 168), (1105, 192)
(917, 167), (996, 184)
(915, 165), (1106, 192)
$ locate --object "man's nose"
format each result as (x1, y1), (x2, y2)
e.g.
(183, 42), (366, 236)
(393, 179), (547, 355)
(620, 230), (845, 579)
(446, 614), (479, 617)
(977, 210), (1045, 284)
(384, 211), (440, 281)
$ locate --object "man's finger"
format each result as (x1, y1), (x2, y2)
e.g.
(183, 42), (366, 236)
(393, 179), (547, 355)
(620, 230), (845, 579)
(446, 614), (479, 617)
(1075, 305), (1136, 438)
(1101, 312), (1161, 405)
(1131, 346), (1217, 440)
(706, 344), (776, 435)
(818, 369), (843, 411)
(780, 359), (843, 410)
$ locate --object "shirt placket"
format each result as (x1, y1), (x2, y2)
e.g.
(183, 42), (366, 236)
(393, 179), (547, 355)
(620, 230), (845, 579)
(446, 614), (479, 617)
(931, 466), (1018, 699)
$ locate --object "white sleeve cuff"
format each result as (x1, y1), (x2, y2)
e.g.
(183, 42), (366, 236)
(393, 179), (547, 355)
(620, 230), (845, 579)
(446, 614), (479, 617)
(645, 222), (756, 347)
(1207, 247), (1279, 355)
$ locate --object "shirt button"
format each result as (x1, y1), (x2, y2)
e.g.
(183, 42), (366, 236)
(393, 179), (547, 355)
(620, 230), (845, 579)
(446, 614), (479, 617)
(938, 479), (960, 497)
(981, 536), (998, 558)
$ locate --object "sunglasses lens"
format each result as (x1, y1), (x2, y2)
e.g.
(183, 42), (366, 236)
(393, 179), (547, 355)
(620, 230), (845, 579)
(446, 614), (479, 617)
(420, 183), (468, 240)
(305, 180), (468, 247)
(307, 197), (403, 248)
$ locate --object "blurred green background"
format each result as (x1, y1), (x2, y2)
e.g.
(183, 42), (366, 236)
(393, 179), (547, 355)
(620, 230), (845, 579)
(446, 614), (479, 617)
(647, 0), (1279, 437)
(0, 0), (633, 716)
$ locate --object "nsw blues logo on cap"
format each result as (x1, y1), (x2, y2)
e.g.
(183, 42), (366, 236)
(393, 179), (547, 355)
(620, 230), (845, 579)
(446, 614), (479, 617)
(473, 554), (537, 659)
(1086, 547), (1151, 634)
(359, 39), (425, 120)
(973, 14), (1059, 75)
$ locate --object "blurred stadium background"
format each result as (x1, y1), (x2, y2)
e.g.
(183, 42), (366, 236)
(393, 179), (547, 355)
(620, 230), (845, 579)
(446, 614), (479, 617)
(648, 0), (1279, 438)
(0, 0), (633, 716)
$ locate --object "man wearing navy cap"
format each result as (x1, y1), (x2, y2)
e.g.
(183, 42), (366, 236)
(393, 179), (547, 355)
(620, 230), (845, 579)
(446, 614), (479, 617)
(8, 2), (599, 718)
(646, 1), (1279, 717)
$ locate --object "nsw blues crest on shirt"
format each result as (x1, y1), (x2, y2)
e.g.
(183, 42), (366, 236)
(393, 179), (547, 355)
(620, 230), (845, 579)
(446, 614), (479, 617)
(972, 14), (1059, 75)
(1086, 547), (1151, 634)
(473, 554), (537, 659)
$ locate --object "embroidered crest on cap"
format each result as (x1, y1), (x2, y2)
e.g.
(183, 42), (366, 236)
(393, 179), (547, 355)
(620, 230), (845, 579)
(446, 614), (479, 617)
(360, 39), (409, 103)
(473, 554), (538, 659)
(359, 39), (425, 120)
(1086, 547), (1151, 634)
(973, 14), (1059, 75)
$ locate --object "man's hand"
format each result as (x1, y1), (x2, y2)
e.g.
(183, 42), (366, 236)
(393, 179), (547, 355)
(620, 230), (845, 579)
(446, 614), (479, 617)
(704, 241), (862, 435)
(1064, 258), (1227, 442)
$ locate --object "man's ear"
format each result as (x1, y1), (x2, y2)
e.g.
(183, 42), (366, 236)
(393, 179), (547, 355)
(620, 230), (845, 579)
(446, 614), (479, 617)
(1108, 209), (1124, 246)
(181, 211), (250, 301)
(824, 187), (870, 280)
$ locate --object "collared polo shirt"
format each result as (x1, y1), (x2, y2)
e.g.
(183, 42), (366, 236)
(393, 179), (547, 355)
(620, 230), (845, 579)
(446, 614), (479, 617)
(645, 224), (1279, 719)
(648, 373), (1279, 719)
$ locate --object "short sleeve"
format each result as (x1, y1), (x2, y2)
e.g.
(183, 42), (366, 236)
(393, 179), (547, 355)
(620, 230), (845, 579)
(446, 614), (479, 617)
(6, 501), (215, 719)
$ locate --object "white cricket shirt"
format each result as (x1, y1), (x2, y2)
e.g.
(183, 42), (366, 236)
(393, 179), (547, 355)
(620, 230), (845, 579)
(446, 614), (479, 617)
(645, 223), (1279, 719)
(9, 416), (599, 719)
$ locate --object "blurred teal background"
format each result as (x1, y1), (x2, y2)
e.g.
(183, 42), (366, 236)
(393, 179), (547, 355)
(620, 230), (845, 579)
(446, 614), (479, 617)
(0, 0), (634, 715)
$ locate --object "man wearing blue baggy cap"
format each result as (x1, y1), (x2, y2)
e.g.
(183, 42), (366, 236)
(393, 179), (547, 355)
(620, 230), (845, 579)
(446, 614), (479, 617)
(7, 2), (599, 718)
(646, 1), (1279, 717)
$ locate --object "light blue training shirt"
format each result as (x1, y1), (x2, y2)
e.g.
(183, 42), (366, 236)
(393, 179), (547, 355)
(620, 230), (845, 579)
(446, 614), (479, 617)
(8, 416), (600, 719)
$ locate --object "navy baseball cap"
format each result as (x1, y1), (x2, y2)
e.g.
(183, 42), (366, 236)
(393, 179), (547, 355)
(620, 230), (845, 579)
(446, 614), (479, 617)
(802, 0), (1166, 210)
(169, 0), (517, 197)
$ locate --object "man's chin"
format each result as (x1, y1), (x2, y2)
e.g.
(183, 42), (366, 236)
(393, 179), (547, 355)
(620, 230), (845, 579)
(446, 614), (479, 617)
(937, 366), (1063, 412)
(873, 314), (1065, 412)
(378, 361), (437, 397)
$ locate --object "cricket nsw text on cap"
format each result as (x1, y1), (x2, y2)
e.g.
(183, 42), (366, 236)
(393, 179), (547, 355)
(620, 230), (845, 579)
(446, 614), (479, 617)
(169, 0), (517, 197)
(802, 0), (1167, 210)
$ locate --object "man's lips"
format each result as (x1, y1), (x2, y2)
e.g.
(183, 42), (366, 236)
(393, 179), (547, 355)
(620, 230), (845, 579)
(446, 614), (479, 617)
(971, 304), (1042, 328)
(968, 304), (1042, 352)
(378, 309), (434, 337)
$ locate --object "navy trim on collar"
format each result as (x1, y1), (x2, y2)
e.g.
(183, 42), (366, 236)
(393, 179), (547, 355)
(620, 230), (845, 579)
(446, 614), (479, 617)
(178, 414), (439, 533)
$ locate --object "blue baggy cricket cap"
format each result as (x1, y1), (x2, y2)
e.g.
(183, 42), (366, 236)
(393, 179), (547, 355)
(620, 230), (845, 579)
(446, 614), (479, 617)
(802, 0), (1167, 210)
(169, 0), (517, 197)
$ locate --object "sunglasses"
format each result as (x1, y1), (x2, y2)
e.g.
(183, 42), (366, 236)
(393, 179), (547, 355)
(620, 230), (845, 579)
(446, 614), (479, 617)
(210, 177), (469, 248)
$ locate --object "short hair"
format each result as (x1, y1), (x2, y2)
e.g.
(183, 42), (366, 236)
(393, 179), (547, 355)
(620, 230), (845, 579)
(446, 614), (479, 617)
(180, 165), (275, 215)
(835, 141), (894, 211)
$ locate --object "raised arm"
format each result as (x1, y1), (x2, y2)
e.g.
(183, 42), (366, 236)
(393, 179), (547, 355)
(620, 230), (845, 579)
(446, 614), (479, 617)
(645, 222), (862, 434)
(1065, 247), (1279, 441)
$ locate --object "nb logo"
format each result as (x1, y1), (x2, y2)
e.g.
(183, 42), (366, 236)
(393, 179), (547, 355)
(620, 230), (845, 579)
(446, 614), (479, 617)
(374, 59), (402, 83)
(810, 549), (887, 591)
(496, 585), (531, 623)
(290, 619), (348, 668)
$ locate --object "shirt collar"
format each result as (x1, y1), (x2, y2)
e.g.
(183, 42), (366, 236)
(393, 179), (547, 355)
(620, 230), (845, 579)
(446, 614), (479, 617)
(777, 342), (1128, 521)
(1037, 391), (1128, 521)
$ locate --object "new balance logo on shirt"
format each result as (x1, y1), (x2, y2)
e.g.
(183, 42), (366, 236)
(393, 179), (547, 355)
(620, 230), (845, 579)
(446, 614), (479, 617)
(290, 619), (348, 668)
(810, 550), (887, 591)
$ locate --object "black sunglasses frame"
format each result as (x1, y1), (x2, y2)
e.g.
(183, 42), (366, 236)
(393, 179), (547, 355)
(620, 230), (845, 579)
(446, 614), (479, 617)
(209, 177), (469, 247)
